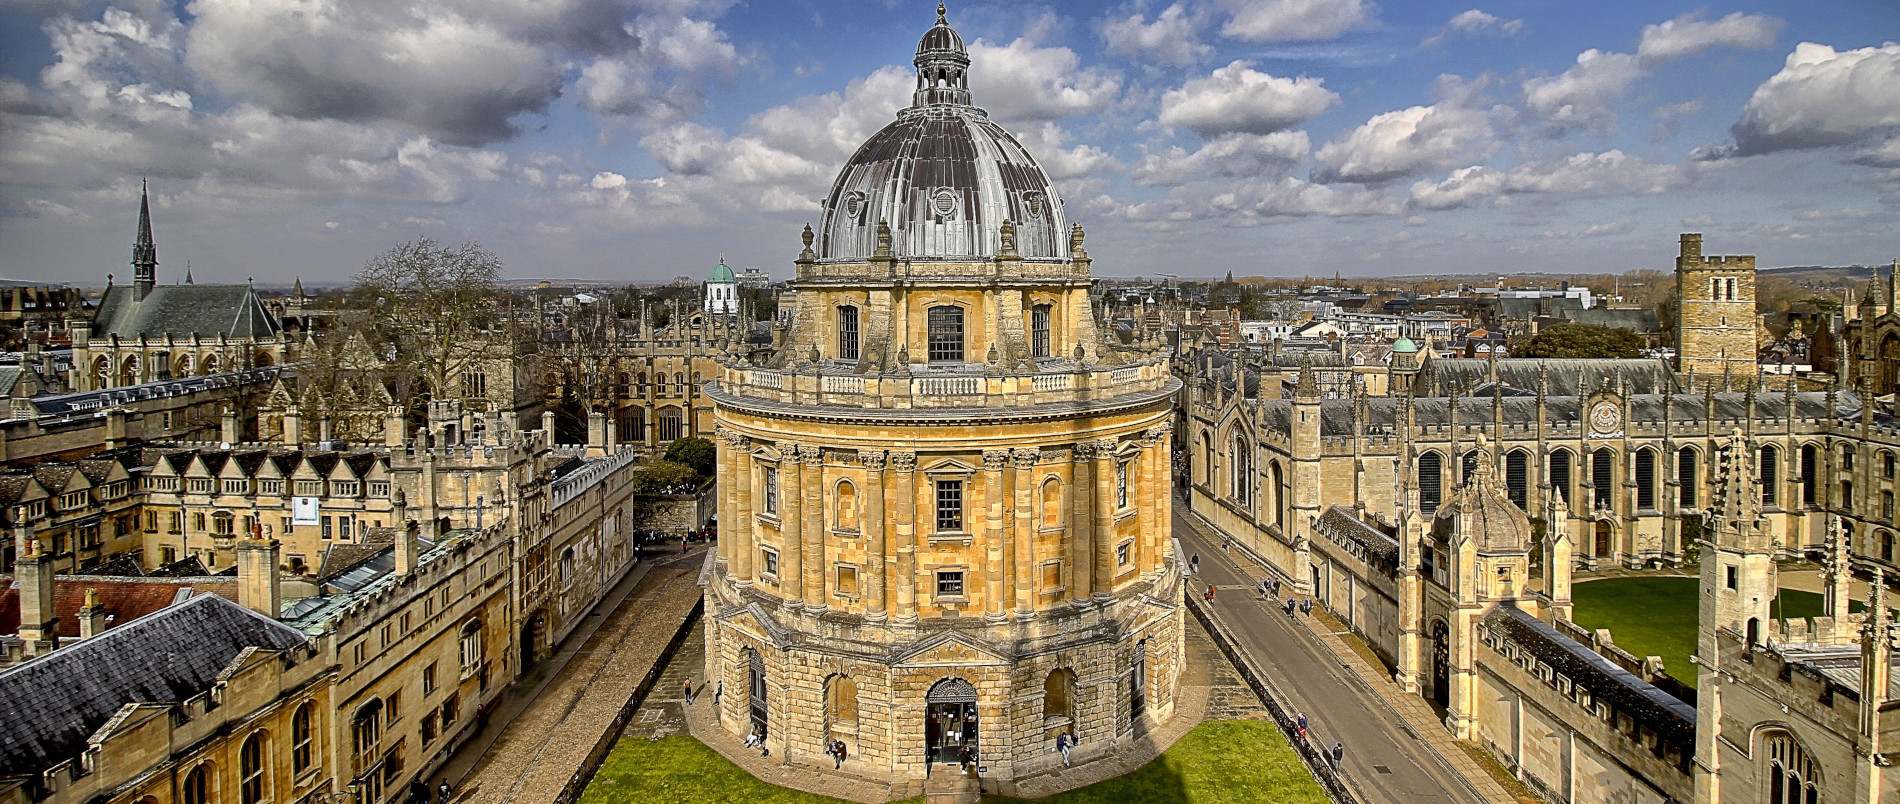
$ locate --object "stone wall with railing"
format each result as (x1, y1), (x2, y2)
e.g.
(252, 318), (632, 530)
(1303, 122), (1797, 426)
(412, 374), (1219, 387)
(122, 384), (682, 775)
(713, 355), (1174, 411)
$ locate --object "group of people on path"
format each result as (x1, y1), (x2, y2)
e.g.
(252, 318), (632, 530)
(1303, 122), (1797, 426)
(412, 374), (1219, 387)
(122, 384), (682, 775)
(404, 779), (453, 804)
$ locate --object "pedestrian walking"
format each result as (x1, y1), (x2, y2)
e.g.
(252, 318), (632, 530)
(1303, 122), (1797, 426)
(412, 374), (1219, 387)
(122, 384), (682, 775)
(1190, 553), (1200, 574)
(959, 744), (975, 773)
(826, 740), (839, 768)
(1301, 598), (1313, 615)
(1296, 713), (1307, 741)
(683, 678), (693, 704)
(1259, 578), (1270, 599)
(682, 536), (689, 553)
(407, 781), (430, 804)
(1055, 732), (1072, 765)
(1204, 585), (1216, 603)
(1285, 597), (1296, 617)
(1331, 742), (1345, 768)
(714, 680), (724, 708)
(744, 729), (762, 749)
(437, 779), (453, 804)
(836, 740), (849, 768)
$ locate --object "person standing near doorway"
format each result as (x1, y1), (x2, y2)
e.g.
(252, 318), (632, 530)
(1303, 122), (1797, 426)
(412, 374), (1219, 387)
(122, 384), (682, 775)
(1055, 731), (1072, 765)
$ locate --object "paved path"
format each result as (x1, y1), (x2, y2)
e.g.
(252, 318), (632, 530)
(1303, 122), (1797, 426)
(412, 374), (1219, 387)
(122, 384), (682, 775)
(1175, 509), (1493, 804)
(438, 546), (706, 804)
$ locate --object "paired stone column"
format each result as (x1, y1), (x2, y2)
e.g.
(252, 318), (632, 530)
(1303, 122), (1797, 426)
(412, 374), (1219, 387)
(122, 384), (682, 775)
(1092, 438), (1118, 598)
(1011, 448), (1039, 616)
(892, 451), (918, 624)
(732, 432), (754, 584)
(984, 449), (1009, 622)
(862, 451), (888, 622)
(779, 441), (803, 607)
(1137, 428), (1159, 576)
(1148, 425), (1173, 564)
(1068, 442), (1095, 605)
(801, 445), (827, 609)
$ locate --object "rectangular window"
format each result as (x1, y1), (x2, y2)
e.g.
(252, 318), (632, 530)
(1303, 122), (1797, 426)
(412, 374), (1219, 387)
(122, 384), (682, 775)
(1031, 305), (1051, 358)
(260, 479), (284, 496)
(762, 466), (779, 514)
(838, 306), (860, 361)
(369, 481), (390, 498)
(321, 516), (332, 540)
(935, 479), (963, 532)
(1116, 541), (1131, 566)
(762, 548), (779, 577)
(340, 518), (352, 540)
(1842, 480), (1853, 508)
(836, 565), (859, 598)
(387, 689), (401, 722)
(441, 694), (459, 726)
(927, 306), (965, 362)
(1117, 462), (1130, 510)
(935, 570), (965, 599)
(421, 712), (438, 745)
(1725, 565), (1737, 590)
(280, 516), (292, 536)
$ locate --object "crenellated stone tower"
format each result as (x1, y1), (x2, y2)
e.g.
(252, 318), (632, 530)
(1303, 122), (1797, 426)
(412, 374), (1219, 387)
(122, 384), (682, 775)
(1674, 233), (1759, 378)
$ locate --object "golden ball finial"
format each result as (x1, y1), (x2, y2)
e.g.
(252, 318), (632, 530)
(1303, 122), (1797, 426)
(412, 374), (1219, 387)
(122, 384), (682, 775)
(937, 2), (947, 24)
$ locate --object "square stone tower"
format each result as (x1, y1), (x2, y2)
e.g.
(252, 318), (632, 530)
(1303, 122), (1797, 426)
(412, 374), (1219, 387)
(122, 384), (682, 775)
(1674, 233), (1758, 377)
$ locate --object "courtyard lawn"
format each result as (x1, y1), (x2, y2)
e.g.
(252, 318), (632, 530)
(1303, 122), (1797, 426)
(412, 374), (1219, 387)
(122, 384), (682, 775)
(579, 721), (1327, 804)
(1570, 577), (1868, 690)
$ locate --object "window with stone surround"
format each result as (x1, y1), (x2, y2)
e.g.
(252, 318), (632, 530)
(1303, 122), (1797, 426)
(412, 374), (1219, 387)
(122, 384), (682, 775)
(835, 564), (859, 598)
(927, 306), (964, 363)
(762, 466), (779, 514)
(838, 306), (860, 361)
(762, 547), (780, 578)
(1031, 304), (1051, 358)
(935, 569), (965, 599)
(935, 479), (963, 532)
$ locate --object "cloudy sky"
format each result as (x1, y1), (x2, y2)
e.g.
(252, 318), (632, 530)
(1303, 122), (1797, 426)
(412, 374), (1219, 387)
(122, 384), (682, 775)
(1, 0), (1896, 286)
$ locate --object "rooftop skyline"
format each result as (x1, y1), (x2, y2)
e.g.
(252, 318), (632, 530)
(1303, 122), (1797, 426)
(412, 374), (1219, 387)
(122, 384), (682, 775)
(0, 0), (1895, 285)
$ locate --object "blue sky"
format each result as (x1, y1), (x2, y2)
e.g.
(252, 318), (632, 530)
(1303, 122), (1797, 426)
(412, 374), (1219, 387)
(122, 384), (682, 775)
(0, 0), (1895, 286)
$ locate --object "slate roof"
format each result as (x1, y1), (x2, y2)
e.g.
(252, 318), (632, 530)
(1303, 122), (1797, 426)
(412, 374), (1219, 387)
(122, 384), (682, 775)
(1776, 644), (1900, 702)
(0, 593), (308, 777)
(1315, 506), (1399, 569)
(1484, 605), (1695, 744)
(1244, 390), (1837, 439)
(1420, 357), (1679, 397)
(90, 283), (280, 340)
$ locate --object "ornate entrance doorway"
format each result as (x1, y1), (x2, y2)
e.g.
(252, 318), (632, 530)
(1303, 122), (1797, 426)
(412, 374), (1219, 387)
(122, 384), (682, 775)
(1430, 620), (1450, 709)
(925, 678), (978, 766)
(1594, 520), (1612, 558)
(748, 650), (768, 739)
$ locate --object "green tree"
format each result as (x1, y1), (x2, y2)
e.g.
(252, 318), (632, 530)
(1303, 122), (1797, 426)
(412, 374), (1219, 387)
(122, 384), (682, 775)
(664, 436), (717, 477)
(1513, 323), (1646, 359)
(629, 460), (700, 494)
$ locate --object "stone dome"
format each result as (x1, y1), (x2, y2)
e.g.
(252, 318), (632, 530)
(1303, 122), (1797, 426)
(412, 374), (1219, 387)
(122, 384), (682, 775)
(1433, 440), (1531, 553)
(814, 5), (1069, 263)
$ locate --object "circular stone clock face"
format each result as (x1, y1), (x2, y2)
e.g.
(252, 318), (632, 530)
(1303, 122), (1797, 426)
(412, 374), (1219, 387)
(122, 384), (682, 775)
(1590, 401), (1621, 434)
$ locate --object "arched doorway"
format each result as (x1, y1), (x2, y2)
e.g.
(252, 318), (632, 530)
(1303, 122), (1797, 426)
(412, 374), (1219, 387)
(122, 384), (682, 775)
(520, 612), (544, 671)
(1430, 620), (1450, 709)
(748, 649), (768, 739)
(1131, 638), (1148, 722)
(925, 677), (978, 766)
(1594, 520), (1612, 558)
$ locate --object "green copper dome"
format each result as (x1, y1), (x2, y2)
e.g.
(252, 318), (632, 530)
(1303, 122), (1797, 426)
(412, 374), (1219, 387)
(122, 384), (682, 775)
(1392, 336), (1418, 353)
(708, 258), (736, 283)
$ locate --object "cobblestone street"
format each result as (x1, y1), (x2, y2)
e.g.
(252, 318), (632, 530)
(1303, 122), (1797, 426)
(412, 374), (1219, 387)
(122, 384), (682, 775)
(438, 547), (706, 804)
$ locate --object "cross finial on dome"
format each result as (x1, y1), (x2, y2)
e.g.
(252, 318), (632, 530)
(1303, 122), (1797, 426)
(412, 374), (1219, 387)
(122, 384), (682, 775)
(937, 2), (947, 24)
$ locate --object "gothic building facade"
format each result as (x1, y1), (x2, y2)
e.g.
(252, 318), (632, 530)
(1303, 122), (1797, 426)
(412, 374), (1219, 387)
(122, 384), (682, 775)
(702, 7), (1182, 788)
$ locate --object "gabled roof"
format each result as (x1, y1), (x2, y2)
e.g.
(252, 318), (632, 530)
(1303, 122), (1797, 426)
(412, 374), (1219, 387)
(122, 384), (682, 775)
(0, 594), (307, 777)
(0, 576), (239, 637)
(90, 283), (280, 340)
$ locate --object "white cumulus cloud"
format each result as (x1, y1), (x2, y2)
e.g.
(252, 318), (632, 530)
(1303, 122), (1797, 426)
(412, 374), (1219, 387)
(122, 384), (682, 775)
(1422, 9), (1524, 47)
(1313, 77), (1501, 183)
(969, 37), (1122, 124)
(1218, 0), (1376, 42)
(1408, 150), (1692, 209)
(1133, 131), (1310, 186)
(1099, 3), (1210, 66)
(1707, 42), (1900, 158)
(1523, 12), (1779, 135)
(1634, 12), (1782, 66)
(1158, 60), (1338, 138)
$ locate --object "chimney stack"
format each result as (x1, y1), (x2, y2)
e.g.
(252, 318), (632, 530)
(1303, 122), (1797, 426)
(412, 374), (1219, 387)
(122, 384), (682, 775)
(15, 516), (58, 656)
(220, 405), (239, 444)
(235, 525), (281, 618)
(396, 519), (421, 577)
(77, 588), (108, 639)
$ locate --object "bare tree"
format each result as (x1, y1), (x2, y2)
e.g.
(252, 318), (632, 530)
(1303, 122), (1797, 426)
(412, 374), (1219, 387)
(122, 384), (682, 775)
(543, 290), (628, 439)
(352, 238), (516, 417)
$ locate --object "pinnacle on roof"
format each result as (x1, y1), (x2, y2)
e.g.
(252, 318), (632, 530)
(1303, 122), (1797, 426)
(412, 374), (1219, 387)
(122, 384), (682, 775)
(132, 179), (157, 298)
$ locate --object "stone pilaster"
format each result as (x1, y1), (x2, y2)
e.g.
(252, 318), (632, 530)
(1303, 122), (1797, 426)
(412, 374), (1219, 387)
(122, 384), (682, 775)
(862, 451), (887, 621)
(891, 451), (917, 625)
(780, 441), (803, 609)
(801, 445), (826, 610)
(1092, 438), (1118, 600)
(1069, 442), (1094, 605)
(984, 448), (1009, 622)
(732, 432), (754, 584)
(1011, 448), (1039, 616)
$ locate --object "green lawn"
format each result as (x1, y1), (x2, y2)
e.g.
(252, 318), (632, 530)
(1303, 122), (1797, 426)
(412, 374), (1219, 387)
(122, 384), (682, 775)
(579, 721), (1326, 804)
(1570, 577), (1868, 690)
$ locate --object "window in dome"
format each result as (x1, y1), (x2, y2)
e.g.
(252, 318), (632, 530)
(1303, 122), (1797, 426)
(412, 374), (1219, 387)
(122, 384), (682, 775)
(844, 191), (865, 222)
(1025, 191), (1045, 219)
(932, 188), (957, 219)
(928, 306), (964, 362)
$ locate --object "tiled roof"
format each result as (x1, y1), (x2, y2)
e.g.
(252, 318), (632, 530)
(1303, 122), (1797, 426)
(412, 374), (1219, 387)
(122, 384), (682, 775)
(0, 576), (239, 637)
(0, 594), (307, 776)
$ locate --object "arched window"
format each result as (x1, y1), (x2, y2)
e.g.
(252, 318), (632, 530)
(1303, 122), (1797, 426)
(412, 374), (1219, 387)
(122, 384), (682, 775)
(1765, 731), (1820, 804)
(1592, 448), (1615, 509)
(1199, 432), (1214, 486)
(1460, 450), (1479, 486)
(1678, 448), (1698, 508)
(1882, 531), (1895, 563)
(201, 354), (220, 375)
(459, 619), (483, 671)
(835, 480), (858, 531)
(1040, 477), (1062, 529)
(1230, 436), (1251, 507)
(619, 408), (644, 442)
(1269, 461), (1286, 528)
(659, 407), (684, 442)
(240, 731), (268, 804)
(637, 372), (648, 393)
(1505, 450), (1529, 510)
(292, 702), (315, 772)
(1761, 445), (1780, 507)
(1635, 448), (1657, 510)
(826, 675), (858, 732)
(838, 306), (860, 361)
(1549, 449), (1572, 505)
(1800, 444), (1818, 507)
(1418, 452), (1442, 514)
(1031, 304), (1052, 358)
(1043, 668), (1076, 728)
(182, 764), (211, 804)
(927, 306), (965, 362)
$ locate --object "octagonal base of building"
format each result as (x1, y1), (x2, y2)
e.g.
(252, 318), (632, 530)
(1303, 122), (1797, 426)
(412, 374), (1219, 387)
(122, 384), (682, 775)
(700, 572), (1185, 783)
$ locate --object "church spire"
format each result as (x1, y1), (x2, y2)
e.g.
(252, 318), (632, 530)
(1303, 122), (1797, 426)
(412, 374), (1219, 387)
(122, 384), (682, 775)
(133, 179), (157, 301)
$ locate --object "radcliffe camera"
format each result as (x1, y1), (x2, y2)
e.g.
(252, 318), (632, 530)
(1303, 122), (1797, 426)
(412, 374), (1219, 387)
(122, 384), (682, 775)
(0, 2), (1894, 804)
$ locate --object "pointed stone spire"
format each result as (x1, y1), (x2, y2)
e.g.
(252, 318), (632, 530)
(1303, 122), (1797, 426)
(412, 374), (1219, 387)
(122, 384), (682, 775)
(291, 275), (304, 300)
(1294, 353), (1319, 399)
(183, 262), (194, 285)
(133, 179), (157, 300)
